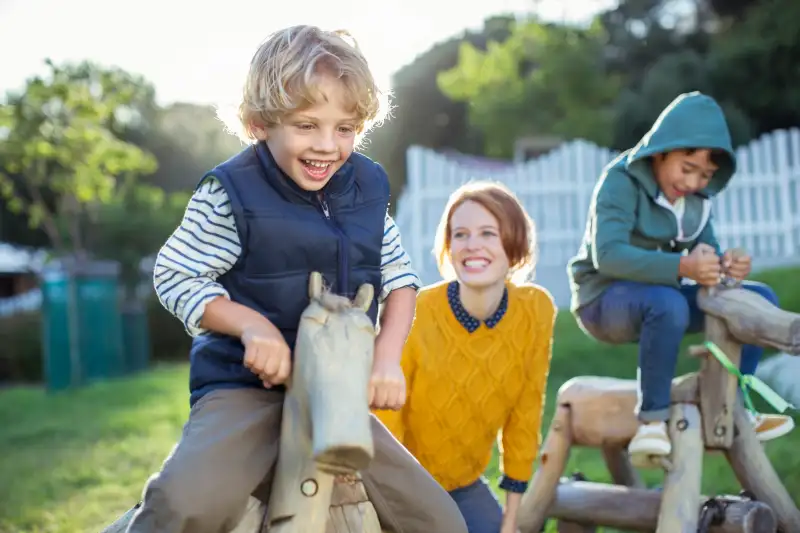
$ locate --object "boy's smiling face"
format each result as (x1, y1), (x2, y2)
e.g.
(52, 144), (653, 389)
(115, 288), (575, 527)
(265, 74), (359, 192)
(652, 148), (719, 203)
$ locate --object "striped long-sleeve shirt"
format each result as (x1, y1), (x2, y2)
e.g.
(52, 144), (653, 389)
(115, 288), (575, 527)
(154, 176), (421, 336)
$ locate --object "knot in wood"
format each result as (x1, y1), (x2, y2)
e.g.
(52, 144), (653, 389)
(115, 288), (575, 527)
(676, 418), (689, 431)
(714, 425), (727, 437)
(300, 478), (319, 497)
(335, 474), (358, 485)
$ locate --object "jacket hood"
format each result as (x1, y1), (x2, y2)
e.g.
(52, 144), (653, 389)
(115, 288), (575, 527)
(625, 91), (736, 199)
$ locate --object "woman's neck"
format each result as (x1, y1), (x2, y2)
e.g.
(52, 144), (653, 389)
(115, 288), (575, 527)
(458, 280), (506, 321)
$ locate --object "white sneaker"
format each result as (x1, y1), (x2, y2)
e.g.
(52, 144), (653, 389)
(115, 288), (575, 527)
(628, 422), (671, 468)
(748, 411), (795, 441)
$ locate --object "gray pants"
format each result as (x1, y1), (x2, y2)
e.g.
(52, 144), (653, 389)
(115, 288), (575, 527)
(127, 388), (467, 533)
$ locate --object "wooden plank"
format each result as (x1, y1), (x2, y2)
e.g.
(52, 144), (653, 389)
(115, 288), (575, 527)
(549, 480), (776, 533)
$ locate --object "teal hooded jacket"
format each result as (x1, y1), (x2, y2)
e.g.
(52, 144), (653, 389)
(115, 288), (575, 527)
(567, 92), (736, 313)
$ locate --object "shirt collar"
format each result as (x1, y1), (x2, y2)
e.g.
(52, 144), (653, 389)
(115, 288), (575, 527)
(447, 281), (508, 333)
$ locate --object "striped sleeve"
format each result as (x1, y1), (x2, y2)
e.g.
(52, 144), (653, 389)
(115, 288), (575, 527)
(153, 176), (242, 337)
(379, 213), (421, 302)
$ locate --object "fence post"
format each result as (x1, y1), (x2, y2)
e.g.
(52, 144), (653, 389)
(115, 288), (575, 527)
(773, 130), (795, 257)
(406, 146), (427, 277)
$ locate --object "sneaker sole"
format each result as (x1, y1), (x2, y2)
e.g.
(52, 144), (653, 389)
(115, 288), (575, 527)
(629, 452), (663, 469)
(756, 418), (795, 442)
(628, 438), (671, 469)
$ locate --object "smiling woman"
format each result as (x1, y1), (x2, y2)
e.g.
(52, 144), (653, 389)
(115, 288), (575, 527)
(374, 181), (557, 533)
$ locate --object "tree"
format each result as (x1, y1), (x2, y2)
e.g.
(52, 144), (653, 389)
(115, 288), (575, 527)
(88, 180), (189, 300)
(706, 0), (800, 134)
(363, 15), (514, 200)
(0, 59), (157, 257)
(438, 19), (622, 157)
(611, 49), (753, 149)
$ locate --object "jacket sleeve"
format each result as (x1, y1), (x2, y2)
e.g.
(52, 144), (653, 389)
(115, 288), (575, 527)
(592, 169), (682, 285)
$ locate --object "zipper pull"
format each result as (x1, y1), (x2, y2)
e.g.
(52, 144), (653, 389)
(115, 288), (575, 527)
(319, 194), (330, 219)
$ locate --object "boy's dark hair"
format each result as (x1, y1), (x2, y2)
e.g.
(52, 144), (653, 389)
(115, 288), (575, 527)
(683, 148), (728, 167)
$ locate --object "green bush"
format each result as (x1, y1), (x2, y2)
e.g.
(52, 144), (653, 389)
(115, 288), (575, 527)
(0, 311), (42, 383)
(145, 294), (191, 362)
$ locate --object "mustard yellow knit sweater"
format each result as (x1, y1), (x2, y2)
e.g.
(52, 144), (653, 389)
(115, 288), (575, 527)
(374, 280), (556, 492)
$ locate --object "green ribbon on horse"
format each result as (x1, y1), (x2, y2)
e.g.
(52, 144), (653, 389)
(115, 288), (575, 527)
(704, 341), (796, 415)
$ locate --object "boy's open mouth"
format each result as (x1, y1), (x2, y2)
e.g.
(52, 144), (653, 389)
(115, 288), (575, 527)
(301, 159), (335, 181)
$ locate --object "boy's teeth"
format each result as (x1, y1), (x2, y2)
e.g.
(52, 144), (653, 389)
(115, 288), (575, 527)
(304, 160), (331, 168)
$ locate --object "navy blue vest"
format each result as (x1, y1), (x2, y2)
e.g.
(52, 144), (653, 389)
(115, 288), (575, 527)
(187, 142), (388, 406)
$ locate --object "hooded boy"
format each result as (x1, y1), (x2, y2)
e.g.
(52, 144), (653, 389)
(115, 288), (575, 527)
(567, 91), (794, 466)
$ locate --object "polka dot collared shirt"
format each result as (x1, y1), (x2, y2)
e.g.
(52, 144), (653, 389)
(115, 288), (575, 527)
(446, 280), (509, 332)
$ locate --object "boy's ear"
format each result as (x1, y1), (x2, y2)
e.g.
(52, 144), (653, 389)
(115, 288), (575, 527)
(251, 126), (268, 141)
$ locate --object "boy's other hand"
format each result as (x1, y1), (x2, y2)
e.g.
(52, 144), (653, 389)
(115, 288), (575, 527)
(241, 324), (292, 388)
(369, 341), (406, 410)
(680, 243), (721, 286)
(723, 248), (751, 281)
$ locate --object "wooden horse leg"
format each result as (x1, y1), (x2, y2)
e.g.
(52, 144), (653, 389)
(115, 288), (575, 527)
(725, 401), (800, 532)
(602, 444), (644, 489)
(655, 402), (704, 533)
(517, 404), (573, 533)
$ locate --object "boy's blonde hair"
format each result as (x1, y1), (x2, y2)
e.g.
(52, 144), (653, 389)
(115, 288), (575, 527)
(434, 181), (537, 284)
(235, 25), (389, 144)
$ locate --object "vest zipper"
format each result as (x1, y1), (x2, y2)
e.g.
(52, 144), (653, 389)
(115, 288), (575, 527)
(318, 193), (348, 295)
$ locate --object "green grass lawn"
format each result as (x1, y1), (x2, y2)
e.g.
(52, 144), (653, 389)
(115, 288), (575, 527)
(0, 366), (190, 533)
(2, 266), (800, 532)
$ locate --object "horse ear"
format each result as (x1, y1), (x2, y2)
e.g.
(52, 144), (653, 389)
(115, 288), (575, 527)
(354, 283), (374, 312)
(309, 272), (323, 300)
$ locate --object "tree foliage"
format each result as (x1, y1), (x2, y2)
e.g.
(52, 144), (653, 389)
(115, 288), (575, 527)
(88, 180), (189, 296)
(1, 0), (798, 256)
(0, 60), (157, 254)
(438, 19), (622, 157)
(363, 15), (514, 201)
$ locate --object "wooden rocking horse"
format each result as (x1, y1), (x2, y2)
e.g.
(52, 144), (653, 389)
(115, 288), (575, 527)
(102, 272), (386, 533)
(517, 277), (800, 533)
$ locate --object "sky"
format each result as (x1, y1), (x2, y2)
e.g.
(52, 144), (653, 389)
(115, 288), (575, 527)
(0, 0), (616, 107)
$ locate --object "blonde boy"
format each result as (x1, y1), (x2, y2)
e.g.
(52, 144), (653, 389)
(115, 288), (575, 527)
(127, 25), (468, 533)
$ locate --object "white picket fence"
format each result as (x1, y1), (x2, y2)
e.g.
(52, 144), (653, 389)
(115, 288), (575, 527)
(394, 128), (800, 309)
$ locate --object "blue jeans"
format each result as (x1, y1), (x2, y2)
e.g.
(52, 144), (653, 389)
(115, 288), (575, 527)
(448, 478), (503, 533)
(577, 280), (779, 422)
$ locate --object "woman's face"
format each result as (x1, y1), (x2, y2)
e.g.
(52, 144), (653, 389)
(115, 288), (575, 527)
(448, 200), (509, 288)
